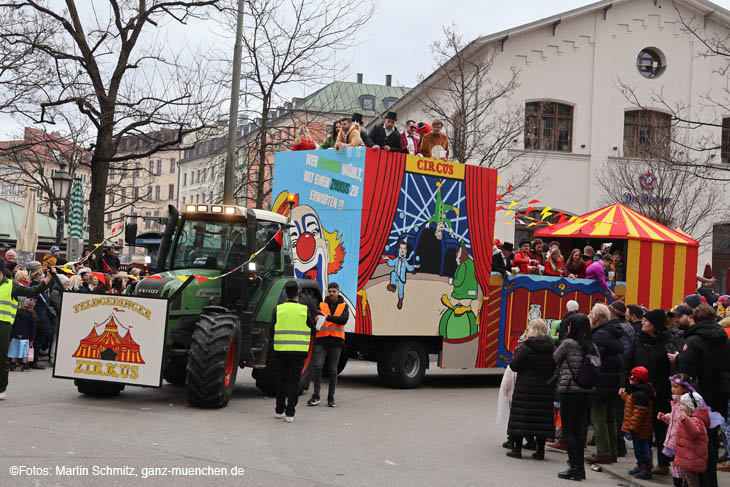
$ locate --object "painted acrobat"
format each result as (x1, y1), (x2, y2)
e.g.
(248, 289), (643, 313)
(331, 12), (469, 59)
(427, 180), (459, 240)
(385, 241), (419, 310)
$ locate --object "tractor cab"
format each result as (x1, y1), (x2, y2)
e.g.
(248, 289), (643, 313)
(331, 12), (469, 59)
(169, 204), (293, 311)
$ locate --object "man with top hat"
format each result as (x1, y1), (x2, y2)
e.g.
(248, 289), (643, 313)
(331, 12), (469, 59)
(273, 280), (315, 423)
(369, 112), (401, 152)
(492, 242), (514, 279)
(336, 113), (366, 149)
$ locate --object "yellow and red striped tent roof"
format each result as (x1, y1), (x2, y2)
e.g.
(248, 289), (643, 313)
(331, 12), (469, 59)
(535, 203), (698, 247)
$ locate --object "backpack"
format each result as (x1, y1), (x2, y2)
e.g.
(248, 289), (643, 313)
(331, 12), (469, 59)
(568, 344), (602, 389)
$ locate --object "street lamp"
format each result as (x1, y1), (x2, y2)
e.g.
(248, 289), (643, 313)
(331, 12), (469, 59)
(51, 159), (72, 246)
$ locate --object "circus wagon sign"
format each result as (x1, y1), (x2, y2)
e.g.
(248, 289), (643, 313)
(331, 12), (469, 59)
(53, 294), (169, 387)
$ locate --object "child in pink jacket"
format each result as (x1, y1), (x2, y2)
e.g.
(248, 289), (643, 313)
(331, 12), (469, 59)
(672, 392), (709, 487)
(657, 374), (695, 487)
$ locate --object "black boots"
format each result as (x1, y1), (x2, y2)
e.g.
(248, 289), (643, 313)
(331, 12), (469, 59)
(506, 448), (522, 459)
(558, 465), (585, 481)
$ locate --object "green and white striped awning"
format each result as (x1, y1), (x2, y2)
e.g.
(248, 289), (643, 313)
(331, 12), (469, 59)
(68, 178), (85, 238)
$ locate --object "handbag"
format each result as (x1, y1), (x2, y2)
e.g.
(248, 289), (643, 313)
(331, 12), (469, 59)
(567, 345), (601, 389)
(27, 346), (34, 362)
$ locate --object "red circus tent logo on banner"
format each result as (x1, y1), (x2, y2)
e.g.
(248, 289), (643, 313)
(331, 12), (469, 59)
(73, 310), (145, 364)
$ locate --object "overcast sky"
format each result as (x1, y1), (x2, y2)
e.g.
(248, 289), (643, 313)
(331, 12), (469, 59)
(3, 0), (730, 138)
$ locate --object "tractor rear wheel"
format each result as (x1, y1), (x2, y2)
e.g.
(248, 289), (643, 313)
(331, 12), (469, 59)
(185, 313), (241, 408)
(74, 379), (125, 397)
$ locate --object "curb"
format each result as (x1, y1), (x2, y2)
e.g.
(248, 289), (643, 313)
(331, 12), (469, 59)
(544, 447), (673, 487)
(600, 461), (672, 487)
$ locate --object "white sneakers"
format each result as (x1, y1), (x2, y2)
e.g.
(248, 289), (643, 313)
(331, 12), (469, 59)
(0, 391), (6, 400)
(274, 412), (294, 422)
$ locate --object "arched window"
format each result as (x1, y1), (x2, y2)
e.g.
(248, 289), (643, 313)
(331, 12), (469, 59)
(623, 110), (671, 158)
(524, 101), (573, 152)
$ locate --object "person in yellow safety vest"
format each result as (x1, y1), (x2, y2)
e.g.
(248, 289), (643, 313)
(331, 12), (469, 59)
(0, 264), (56, 400)
(307, 282), (349, 408)
(273, 280), (315, 423)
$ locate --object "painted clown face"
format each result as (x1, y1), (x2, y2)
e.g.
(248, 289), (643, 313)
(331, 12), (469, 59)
(289, 204), (330, 291)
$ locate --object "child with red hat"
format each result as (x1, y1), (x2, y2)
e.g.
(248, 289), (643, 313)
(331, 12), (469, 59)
(620, 366), (656, 480)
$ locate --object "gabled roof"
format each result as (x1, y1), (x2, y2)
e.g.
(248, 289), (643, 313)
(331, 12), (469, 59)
(389, 0), (730, 114)
(534, 203), (699, 246)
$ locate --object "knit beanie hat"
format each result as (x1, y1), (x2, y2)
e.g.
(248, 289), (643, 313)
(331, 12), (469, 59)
(644, 309), (666, 331)
(685, 294), (702, 309)
(630, 366), (649, 384)
(609, 301), (627, 317)
(680, 391), (703, 413)
(566, 300), (579, 313)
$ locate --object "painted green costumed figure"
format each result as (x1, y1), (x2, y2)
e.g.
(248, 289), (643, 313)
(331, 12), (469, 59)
(427, 180), (459, 238)
(439, 243), (478, 340)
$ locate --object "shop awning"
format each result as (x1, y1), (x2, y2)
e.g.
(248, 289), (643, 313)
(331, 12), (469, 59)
(535, 203), (698, 247)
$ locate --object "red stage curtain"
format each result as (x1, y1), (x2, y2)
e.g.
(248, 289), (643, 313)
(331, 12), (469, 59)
(356, 150), (407, 334)
(465, 164), (498, 367)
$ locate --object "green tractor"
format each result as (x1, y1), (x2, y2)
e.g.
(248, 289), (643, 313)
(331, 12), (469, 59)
(74, 203), (321, 408)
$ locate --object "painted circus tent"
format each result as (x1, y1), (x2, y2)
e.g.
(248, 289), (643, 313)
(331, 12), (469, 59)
(272, 149), (698, 372)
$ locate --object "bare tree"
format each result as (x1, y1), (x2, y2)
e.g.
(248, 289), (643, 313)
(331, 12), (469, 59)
(216, 0), (373, 208)
(0, 1), (226, 244)
(0, 114), (92, 217)
(595, 145), (722, 245)
(415, 24), (539, 192)
(616, 4), (730, 182)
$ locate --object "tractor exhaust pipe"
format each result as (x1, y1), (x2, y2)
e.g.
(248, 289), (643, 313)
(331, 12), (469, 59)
(156, 204), (179, 273)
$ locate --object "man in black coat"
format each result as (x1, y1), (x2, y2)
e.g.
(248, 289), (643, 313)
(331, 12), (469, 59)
(369, 112), (401, 152)
(492, 242), (513, 279)
(677, 303), (730, 487)
(622, 309), (674, 474)
(101, 246), (121, 273)
(586, 303), (624, 464)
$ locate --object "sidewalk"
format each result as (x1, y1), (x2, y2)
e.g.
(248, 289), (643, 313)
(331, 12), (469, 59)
(600, 455), (673, 487)
(545, 445), (673, 487)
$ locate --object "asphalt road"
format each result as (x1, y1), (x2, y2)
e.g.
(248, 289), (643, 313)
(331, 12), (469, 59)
(1, 360), (656, 487)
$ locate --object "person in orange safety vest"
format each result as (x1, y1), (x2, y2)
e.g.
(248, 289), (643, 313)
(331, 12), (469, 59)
(307, 282), (349, 408)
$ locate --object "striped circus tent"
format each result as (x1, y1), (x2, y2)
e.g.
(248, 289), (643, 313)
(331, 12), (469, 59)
(68, 178), (84, 239)
(535, 203), (698, 309)
(73, 313), (145, 364)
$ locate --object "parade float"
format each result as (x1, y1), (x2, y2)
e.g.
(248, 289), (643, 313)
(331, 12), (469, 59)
(272, 149), (700, 377)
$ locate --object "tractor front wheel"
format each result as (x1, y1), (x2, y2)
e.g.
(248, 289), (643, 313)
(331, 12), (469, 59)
(74, 379), (125, 397)
(185, 313), (241, 408)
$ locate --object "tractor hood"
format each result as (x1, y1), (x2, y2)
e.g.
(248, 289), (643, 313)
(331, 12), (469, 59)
(133, 269), (222, 301)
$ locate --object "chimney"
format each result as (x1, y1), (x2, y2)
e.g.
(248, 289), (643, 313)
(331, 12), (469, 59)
(356, 73), (363, 83)
(385, 74), (392, 87)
